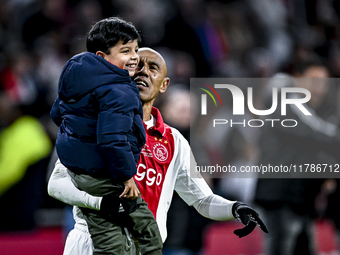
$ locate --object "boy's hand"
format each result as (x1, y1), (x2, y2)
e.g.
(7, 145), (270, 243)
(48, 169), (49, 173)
(120, 177), (140, 200)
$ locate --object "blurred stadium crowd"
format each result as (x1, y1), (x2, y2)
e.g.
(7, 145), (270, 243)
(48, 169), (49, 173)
(1, 0), (340, 254)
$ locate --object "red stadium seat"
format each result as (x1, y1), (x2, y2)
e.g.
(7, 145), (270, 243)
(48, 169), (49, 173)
(203, 218), (338, 255)
(0, 227), (64, 255)
(203, 221), (264, 255)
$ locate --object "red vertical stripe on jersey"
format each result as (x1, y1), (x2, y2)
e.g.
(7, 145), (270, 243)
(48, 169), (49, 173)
(134, 125), (174, 219)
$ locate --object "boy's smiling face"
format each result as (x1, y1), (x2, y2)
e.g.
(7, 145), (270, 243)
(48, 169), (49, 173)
(96, 39), (139, 77)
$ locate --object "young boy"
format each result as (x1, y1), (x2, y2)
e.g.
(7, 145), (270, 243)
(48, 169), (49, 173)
(50, 17), (162, 255)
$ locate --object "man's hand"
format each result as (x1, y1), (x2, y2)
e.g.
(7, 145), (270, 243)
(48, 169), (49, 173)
(232, 201), (268, 238)
(100, 192), (120, 217)
(120, 177), (140, 200)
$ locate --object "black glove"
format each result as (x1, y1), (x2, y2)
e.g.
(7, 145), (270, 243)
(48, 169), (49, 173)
(232, 201), (268, 238)
(100, 193), (139, 218)
(120, 197), (138, 214)
(100, 193), (121, 217)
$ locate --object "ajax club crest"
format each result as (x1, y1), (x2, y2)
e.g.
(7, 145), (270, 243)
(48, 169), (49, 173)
(153, 142), (168, 162)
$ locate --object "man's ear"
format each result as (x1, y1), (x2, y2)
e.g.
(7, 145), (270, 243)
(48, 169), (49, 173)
(160, 77), (170, 94)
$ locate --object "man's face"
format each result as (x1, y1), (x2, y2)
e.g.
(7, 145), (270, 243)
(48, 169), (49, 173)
(133, 48), (169, 103)
(98, 39), (139, 77)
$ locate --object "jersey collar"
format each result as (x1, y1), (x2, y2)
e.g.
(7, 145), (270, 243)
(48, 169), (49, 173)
(145, 107), (166, 137)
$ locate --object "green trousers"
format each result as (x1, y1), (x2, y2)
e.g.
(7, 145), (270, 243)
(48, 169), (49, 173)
(68, 170), (163, 255)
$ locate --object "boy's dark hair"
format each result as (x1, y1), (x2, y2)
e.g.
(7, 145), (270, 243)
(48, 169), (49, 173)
(86, 17), (141, 54)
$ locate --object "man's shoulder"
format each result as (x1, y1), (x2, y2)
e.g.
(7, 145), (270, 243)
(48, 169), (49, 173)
(150, 108), (189, 147)
(163, 124), (190, 149)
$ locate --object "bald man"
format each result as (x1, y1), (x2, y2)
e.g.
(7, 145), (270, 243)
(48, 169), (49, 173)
(48, 48), (268, 255)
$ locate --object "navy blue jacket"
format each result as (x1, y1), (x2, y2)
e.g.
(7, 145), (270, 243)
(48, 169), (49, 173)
(51, 52), (146, 181)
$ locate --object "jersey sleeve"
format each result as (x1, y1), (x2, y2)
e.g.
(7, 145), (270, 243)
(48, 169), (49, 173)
(192, 194), (235, 220)
(172, 128), (213, 206)
(48, 159), (102, 210)
(171, 128), (236, 219)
